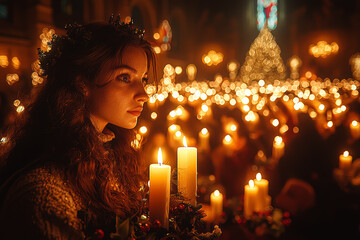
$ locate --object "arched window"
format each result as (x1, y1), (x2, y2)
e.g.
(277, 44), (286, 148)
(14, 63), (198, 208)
(257, 0), (278, 30)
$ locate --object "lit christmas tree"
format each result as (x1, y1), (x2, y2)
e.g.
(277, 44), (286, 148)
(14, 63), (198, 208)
(239, 24), (286, 84)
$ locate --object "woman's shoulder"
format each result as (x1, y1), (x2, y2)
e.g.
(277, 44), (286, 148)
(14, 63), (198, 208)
(0, 164), (85, 239)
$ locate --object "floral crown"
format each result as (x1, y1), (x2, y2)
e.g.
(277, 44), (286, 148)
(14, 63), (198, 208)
(38, 14), (145, 77)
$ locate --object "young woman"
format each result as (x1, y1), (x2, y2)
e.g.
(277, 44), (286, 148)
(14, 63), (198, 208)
(0, 16), (156, 239)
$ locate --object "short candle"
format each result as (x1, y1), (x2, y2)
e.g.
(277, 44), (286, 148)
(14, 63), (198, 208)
(339, 150), (352, 171)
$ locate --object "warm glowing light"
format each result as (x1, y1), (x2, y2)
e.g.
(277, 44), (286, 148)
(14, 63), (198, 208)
(16, 105), (24, 113)
(169, 125), (177, 132)
(175, 131), (182, 138)
(309, 41), (339, 58)
(214, 190), (220, 197)
(176, 107), (183, 116)
(12, 57), (20, 69)
(327, 121), (333, 128)
(201, 104), (209, 112)
(169, 110), (176, 118)
(183, 136), (187, 147)
(224, 135), (232, 142)
(153, 32), (160, 40)
(249, 180), (255, 188)
(158, 148), (163, 165)
(272, 119), (279, 127)
(13, 99), (20, 107)
(343, 151), (349, 157)
(274, 136), (283, 145)
(319, 104), (325, 111)
(0, 137), (7, 144)
(230, 124), (237, 132)
(186, 64), (197, 80)
(228, 61), (238, 72)
(139, 126), (148, 134)
(175, 66), (182, 75)
(151, 112), (157, 119)
(256, 173), (262, 181)
(280, 124), (289, 134)
(202, 50), (224, 66)
(0, 55), (9, 68)
(293, 127), (299, 133)
(352, 120), (358, 127)
(201, 128), (208, 135)
(153, 46), (161, 54)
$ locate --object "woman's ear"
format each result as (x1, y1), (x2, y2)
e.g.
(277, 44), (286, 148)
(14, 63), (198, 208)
(75, 76), (89, 97)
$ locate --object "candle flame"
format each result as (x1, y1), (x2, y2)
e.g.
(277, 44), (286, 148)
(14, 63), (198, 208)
(201, 128), (208, 135)
(343, 151), (349, 157)
(249, 180), (254, 188)
(158, 148), (163, 166)
(275, 136), (283, 145)
(214, 190), (220, 197)
(183, 136), (187, 147)
(352, 120), (358, 127)
(256, 173), (262, 181)
(224, 135), (232, 142)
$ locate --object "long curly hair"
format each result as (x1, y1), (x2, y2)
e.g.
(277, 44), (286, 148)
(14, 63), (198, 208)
(0, 21), (157, 221)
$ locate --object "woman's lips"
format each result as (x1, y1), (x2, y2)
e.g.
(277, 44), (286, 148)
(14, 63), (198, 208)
(128, 110), (142, 116)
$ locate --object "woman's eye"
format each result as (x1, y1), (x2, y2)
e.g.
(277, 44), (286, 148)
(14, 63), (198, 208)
(115, 74), (131, 83)
(142, 77), (149, 86)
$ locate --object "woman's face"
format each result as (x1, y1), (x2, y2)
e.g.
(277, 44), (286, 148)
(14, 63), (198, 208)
(88, 45), (149, 131)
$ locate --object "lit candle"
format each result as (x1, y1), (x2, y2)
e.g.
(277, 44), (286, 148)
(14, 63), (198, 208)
(272, 136), (285, 161)
(149, 148), (171, 229)
(210, 190), (223, 221)
(339, 151), (352, 171)
(244, 180), (259, 218)
(254, 173), (269, 212)
(350, 120), (360, 139)
(167, 124), (180, 148)
(177, 136), (198, 206)
(198, 128), (210, 152)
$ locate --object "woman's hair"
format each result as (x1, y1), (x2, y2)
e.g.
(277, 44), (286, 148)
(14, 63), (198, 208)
(0, 18), (157, 220)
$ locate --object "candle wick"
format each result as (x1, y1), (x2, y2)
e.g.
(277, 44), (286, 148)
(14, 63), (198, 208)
(159, 162), (162, 166)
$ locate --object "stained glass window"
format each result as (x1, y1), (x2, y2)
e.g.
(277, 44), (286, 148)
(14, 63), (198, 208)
(257, 0), (278, 31)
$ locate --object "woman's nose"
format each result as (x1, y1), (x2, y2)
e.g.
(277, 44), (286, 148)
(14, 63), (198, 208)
(135, 84), (149, 103)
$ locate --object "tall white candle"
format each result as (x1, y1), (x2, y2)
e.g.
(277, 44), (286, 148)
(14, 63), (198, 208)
(244, 180), (258, 218)
(177, 136), (198, 206)
(254, 173), (269, 212)
(149, 148), (171, 229)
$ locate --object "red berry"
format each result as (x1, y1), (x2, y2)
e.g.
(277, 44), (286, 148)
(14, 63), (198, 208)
(283, 211), (290, 218)
(178, 203), (186, 210)
(94, 229), (104, 239)
(140, 223), (150, 232)
(153, 220), (162, 228)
